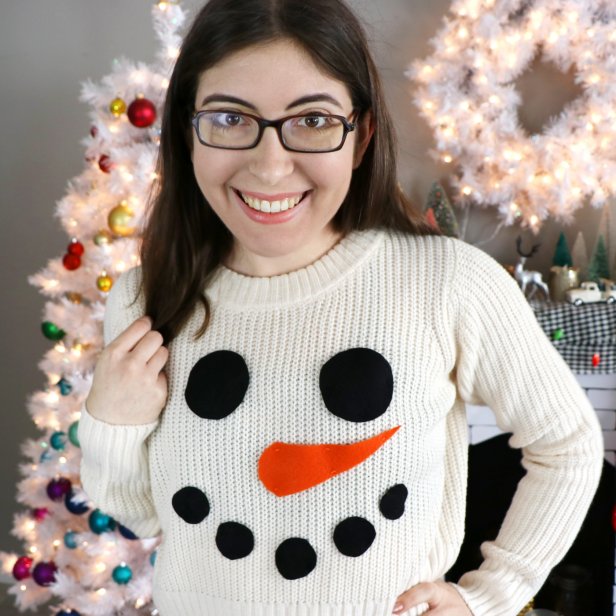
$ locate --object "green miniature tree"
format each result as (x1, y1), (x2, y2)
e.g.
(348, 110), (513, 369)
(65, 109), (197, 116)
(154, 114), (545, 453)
(425, 182), (459, 237)
(552, 232), (573, 267)
(588, 235), (610, 282)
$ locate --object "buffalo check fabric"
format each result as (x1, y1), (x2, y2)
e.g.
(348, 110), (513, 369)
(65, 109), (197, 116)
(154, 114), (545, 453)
(529, 300), (616, 374)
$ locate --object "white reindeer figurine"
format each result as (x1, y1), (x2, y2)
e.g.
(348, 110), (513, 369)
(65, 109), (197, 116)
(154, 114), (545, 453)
(514, 236), (550, 299)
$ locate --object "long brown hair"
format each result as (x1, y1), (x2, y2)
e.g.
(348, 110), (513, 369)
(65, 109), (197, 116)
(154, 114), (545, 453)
(139, 0), (438, 345)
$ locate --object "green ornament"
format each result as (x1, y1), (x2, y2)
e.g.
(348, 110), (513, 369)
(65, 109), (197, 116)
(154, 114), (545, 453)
(42, 321), (66, 341)
(112, 564), (133, 585)
(68, 421), (80, 447)
(552, 328), (565, 341)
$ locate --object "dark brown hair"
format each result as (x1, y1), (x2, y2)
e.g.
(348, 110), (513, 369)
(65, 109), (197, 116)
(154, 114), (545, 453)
(139, 0), (438, 345)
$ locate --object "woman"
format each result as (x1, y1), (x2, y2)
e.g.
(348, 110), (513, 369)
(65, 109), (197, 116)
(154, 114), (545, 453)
(79, 0), (603, 614)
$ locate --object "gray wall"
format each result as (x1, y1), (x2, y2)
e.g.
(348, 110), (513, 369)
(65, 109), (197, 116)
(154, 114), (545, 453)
(0, 0), (601, 568)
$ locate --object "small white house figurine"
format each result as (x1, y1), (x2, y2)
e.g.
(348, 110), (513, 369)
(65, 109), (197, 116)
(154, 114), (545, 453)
(565, 280), (616, 305)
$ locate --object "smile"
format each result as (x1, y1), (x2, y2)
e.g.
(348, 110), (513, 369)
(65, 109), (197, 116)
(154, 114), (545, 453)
(234, 188), (308, 213)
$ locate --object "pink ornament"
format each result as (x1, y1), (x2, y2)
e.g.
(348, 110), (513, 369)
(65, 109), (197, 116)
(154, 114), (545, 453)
(12, 556), (33, 580)
(33, 507), (49, 521)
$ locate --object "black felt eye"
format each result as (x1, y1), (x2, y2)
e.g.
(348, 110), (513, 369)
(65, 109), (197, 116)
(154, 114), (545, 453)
(319, 348), (393, 422)
(185, 350), (249, 419)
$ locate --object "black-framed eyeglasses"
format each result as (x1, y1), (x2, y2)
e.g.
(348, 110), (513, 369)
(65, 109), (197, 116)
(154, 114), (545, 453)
(191, 109), (357, 153)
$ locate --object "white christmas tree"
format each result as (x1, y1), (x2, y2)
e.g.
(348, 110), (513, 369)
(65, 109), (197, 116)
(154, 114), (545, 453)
(0, 3), (186, 614)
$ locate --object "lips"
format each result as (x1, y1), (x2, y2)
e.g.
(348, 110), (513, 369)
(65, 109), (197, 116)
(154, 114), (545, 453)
(258, 426), (401, 497)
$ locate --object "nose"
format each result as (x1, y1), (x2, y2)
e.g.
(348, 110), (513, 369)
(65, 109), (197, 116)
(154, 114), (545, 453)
(258, 426), (400, 497)
(247, 125), (295, 185)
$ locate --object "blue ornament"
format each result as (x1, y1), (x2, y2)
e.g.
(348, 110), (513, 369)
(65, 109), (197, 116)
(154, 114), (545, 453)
(65, 490), (88, 515)
(112, 564), (132, 585)
(150, 550), (157, 566)
(118, 523), (138, 540)
(57, 378), (73, 396)
(68, 421), (80, 447)
(64, 531), (78, 549)
(50, 431), (67, 451)
(56, 611), (80, 616)
(88, 509), (116, 534)
(40, 450), (53, 463)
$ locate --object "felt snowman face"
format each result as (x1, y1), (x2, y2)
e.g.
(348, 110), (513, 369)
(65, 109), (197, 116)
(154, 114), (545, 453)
(172, 347), (408, 580)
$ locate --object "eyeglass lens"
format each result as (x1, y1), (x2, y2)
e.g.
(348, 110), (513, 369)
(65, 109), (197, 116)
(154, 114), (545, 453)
(196, 111), (347, 151)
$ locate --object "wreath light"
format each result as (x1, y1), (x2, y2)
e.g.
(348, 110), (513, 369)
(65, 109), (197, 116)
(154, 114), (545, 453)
(408, 0), (616, 232)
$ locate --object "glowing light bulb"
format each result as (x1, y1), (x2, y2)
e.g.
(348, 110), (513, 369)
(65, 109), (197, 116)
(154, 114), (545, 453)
(462, 186), (473, 196)
(53, 540), (61, 548)
(97, 588), (107, 596)
(96, 562), (107, 573)
(443, 154), (453, 163)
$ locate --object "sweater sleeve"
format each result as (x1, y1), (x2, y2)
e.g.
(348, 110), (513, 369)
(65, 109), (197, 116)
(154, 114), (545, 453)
(78, 267), (162, 539)
(448, 240), (604, 616)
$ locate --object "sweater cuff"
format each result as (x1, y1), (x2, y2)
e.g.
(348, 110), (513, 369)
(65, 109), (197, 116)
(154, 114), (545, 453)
(78, 402), (159, 481)
(450, 568), (536, 616)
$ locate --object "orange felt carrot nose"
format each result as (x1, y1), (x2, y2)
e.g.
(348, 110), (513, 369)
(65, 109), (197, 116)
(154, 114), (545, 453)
(258, 426), (400, 497)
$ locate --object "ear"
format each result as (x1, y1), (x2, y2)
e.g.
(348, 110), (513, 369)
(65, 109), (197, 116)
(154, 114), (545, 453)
(352, 111), (375, 169)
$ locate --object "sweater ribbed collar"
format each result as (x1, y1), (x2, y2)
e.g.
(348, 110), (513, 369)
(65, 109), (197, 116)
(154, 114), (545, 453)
(206, 228), (384, 308)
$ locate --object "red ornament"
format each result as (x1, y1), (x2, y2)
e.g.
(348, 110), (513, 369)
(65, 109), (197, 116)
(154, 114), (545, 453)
(62, 253), (81, 271)
(32, 507), (49, 521)
(90, 125), (98, 138)
(592, 353), (601, 367)
(98, 154), (113, 173)
(127, 97), (157, 128)
(67, 240), (84, 256)
(12, 556), (33, 581)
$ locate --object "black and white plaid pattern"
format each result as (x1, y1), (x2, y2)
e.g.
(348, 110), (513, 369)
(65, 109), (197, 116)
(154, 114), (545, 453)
(529, 300), (616, 374)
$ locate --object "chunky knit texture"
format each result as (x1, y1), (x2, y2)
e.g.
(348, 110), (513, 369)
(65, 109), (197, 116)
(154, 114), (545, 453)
(78, 228), (603, 616)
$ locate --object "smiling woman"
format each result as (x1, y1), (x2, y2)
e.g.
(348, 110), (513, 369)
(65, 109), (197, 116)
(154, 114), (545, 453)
(77, 1), (604, 615)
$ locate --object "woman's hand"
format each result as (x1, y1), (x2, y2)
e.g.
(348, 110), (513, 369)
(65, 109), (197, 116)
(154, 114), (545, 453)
(85, 316), (169, 425)
(392, 581), (472, 615)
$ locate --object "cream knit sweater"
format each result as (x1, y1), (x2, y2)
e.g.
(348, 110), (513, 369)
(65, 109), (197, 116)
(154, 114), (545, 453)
(78, 228), (603, 616)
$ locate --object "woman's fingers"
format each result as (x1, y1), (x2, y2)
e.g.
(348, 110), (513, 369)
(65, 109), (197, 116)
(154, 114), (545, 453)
(108, 316), (153, 353)
(393, 581), (471, 615)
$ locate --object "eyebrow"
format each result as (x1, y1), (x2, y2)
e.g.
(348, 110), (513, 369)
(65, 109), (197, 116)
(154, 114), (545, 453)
(199, 93), (344, 111)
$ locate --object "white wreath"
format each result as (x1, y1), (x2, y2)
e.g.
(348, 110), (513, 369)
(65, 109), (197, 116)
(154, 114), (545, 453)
(408, 0), (616, 231)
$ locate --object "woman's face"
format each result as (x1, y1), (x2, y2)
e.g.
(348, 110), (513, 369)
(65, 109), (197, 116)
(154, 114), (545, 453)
(191, 38), (373, 277)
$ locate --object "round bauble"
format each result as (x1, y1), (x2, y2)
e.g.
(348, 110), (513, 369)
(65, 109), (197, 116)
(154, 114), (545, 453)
(50, 431), (67, 451)
(127, 97), (157, 128)
(108, 202), (136, 237)
(62, 253), (81, 271)
(68, 421), (80, 447)
(65, 490), (88, 515)
(109, 97), (127, 117)
(112, 564), (133, 584)
(96, 274), (113, 293)
(42, 321), (66, 341)
(12, 556), (33, 580)
(88, 509), (116, 534)
(32, 561), (57, 586)
(93, 229), (113, 246)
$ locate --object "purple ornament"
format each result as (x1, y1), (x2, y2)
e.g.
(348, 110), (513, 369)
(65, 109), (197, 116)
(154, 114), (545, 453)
(12, 556), (33, 580)
(32, 561), (57, 586)
(47, 477), (72, 501)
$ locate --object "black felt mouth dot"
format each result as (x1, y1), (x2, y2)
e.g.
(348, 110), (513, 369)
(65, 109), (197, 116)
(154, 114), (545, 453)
(216, 521), (255, 560)
(379, 483), (408, 520)
(333, 516), (376, 557)
(171, 486), (210, 524)
(275, 537), (317, 580)
(185, 350), (249, 420)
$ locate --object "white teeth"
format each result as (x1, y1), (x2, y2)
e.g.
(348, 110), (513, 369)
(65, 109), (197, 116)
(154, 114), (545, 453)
(239, 191), (303, 213)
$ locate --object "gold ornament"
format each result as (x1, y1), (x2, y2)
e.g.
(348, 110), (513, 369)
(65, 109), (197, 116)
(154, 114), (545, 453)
(108, 202), (136, 237)
(93, 229), (113, 246)
(97, 273), (113, 293)
(65, 292), (83, 304)
(109, 97), (127, 117)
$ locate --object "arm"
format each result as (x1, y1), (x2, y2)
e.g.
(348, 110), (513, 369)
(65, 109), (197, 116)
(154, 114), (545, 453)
(78, 267), (162, 539)
(450, 241), (603, 615)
